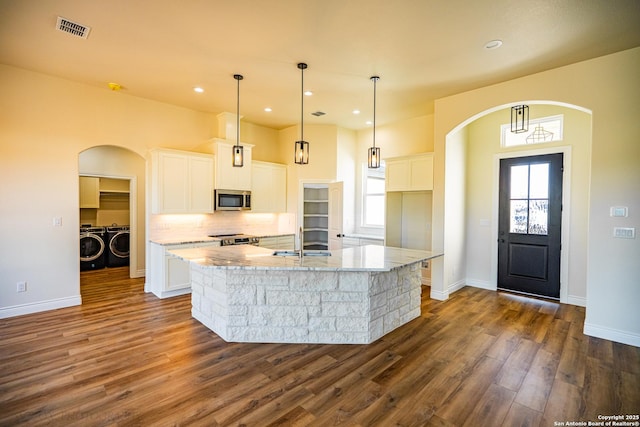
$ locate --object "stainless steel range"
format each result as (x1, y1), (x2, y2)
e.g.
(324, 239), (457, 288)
(209, 233), (259, 246)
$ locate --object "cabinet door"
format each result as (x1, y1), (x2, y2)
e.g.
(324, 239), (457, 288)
(166, 255), (191, 290)
(155, 152), (189, 213)
(272, 165), (287, 212)
(386, 160), (410, 192)
(251, 162), (271, 212)
(189, 156), (214, 212)
(258, 237), (278, 249)
(79, 176), (100, 208)
(410, 155), (433, 191)
(251, 162), (286, 213)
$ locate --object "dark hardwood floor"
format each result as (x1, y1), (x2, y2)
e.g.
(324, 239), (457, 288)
(1, 267), (638, 426)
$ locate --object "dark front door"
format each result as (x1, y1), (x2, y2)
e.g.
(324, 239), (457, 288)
(498, 153), (563, 299)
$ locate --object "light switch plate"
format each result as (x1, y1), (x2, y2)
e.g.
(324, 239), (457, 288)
(610, 206), (628, 217)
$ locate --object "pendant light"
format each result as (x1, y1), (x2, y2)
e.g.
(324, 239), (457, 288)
(368, 76), (381, 169)
(294, 63), (309, 164)
(233, 74), (244, 167)
(510, 105), (529, 134)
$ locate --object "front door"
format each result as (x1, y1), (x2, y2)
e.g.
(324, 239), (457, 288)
(498, 153), (563, 299)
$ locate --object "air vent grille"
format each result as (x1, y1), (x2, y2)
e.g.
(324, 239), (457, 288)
(311, 111), (326, 117)
(56, 16), (91, 39)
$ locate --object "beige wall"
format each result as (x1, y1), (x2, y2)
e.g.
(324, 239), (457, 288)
(432, 47), (640, 346)
(0, 64), (246, 316)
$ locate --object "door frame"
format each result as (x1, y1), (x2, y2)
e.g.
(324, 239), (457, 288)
(490, 145), (572, 303)
(79, 173), (139, 280)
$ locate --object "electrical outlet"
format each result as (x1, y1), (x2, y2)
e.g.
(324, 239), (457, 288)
(613, 227), (636, 239)
(17, 281), (27, 292)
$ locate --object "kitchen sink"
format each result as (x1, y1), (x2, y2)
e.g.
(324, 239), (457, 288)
(272, 250), (331, 257)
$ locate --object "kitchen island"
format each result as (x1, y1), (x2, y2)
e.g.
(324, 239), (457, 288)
(168, 244), (443, 344)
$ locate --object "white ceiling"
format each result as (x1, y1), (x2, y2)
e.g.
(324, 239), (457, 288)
(1, 0), (639, 130)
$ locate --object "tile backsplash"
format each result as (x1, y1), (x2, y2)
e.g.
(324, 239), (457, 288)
(149, 212), (296, 241)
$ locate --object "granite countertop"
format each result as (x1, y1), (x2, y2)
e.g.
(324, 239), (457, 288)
(168, 244), (442, 272)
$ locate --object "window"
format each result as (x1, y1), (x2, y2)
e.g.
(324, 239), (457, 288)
(509, 162), (549, 235)
(363, 162), (385, 227)
(501, 114), (563, 147)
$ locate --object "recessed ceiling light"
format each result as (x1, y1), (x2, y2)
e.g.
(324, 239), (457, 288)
(264, 107), (272, 112)
(484, 39), (503, 50)
(365, 120), (373, 125)
(304, 90), (313, 96)
(353, 109), (360, 115)
(193, 87), (204, 93)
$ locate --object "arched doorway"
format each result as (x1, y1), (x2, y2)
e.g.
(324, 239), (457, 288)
(441, 102), (592, 305)
(78, 145), (146, 282)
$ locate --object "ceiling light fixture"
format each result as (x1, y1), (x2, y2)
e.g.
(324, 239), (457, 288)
(233, 74), (244, 167)
(368, 76), (381, 169)
(193, 87), (204, 93)
(294, 63), (310, 165)
(511, 105), (529, 134)
(485, 39), (503, 50)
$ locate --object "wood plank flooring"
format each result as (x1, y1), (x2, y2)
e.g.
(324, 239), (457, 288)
(1, 267), (638, 426)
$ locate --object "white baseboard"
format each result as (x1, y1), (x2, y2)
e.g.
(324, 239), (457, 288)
(447, 279), (466, 294)
(465, 279), (496, 291)
(567, 295), (587, 307)
(584, 322), (640, 348)
(430, 288), (449, 301)
(0, 295), (82, 319)
(132, 268), (145, 279)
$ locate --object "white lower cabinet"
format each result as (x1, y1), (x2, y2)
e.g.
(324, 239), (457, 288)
(258, 234), (295, 249)
(342, 236), (384, 248)
(147, 241), (220, 298)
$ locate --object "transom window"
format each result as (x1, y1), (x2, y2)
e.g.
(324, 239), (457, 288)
(501, 114), (563, 147)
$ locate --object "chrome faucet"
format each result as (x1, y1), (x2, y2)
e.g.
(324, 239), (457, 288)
(299, 226), (304, 260)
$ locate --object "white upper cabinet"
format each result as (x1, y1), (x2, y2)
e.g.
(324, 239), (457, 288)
(251, 161), (287, 213)
(150, 148), (214, 214)
(212, 139), (253, 190)
(385, 153), (433, 192)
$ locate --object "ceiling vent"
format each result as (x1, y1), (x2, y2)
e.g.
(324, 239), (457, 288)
(311, 111), (326, 117)
(56, 16), (91, 39)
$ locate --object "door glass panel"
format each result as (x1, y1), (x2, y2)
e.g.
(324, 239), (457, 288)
(510, 200), (529, 233)
(529, 200), (549, 234)
(529, 163), (549, 198)
(510, 165), (529, 199)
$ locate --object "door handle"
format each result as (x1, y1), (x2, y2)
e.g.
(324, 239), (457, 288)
(336, 234), (345, 238)
(498, 238), (505, 243)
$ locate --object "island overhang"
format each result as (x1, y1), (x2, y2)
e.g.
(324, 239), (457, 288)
(169, 245), (442, 344)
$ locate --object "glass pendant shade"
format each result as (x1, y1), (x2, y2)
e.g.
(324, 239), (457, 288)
(368, 146), (381, 168)
(233, 145), (244, 167)
(295, 140), (309, 164)
(511, 105), (529, 134)
(233, 74), (244, 167)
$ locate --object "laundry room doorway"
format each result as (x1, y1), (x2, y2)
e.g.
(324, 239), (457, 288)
(78, 145), (146, 286)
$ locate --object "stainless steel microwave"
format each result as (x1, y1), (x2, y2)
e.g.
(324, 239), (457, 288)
(214, 190), (251, 211)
